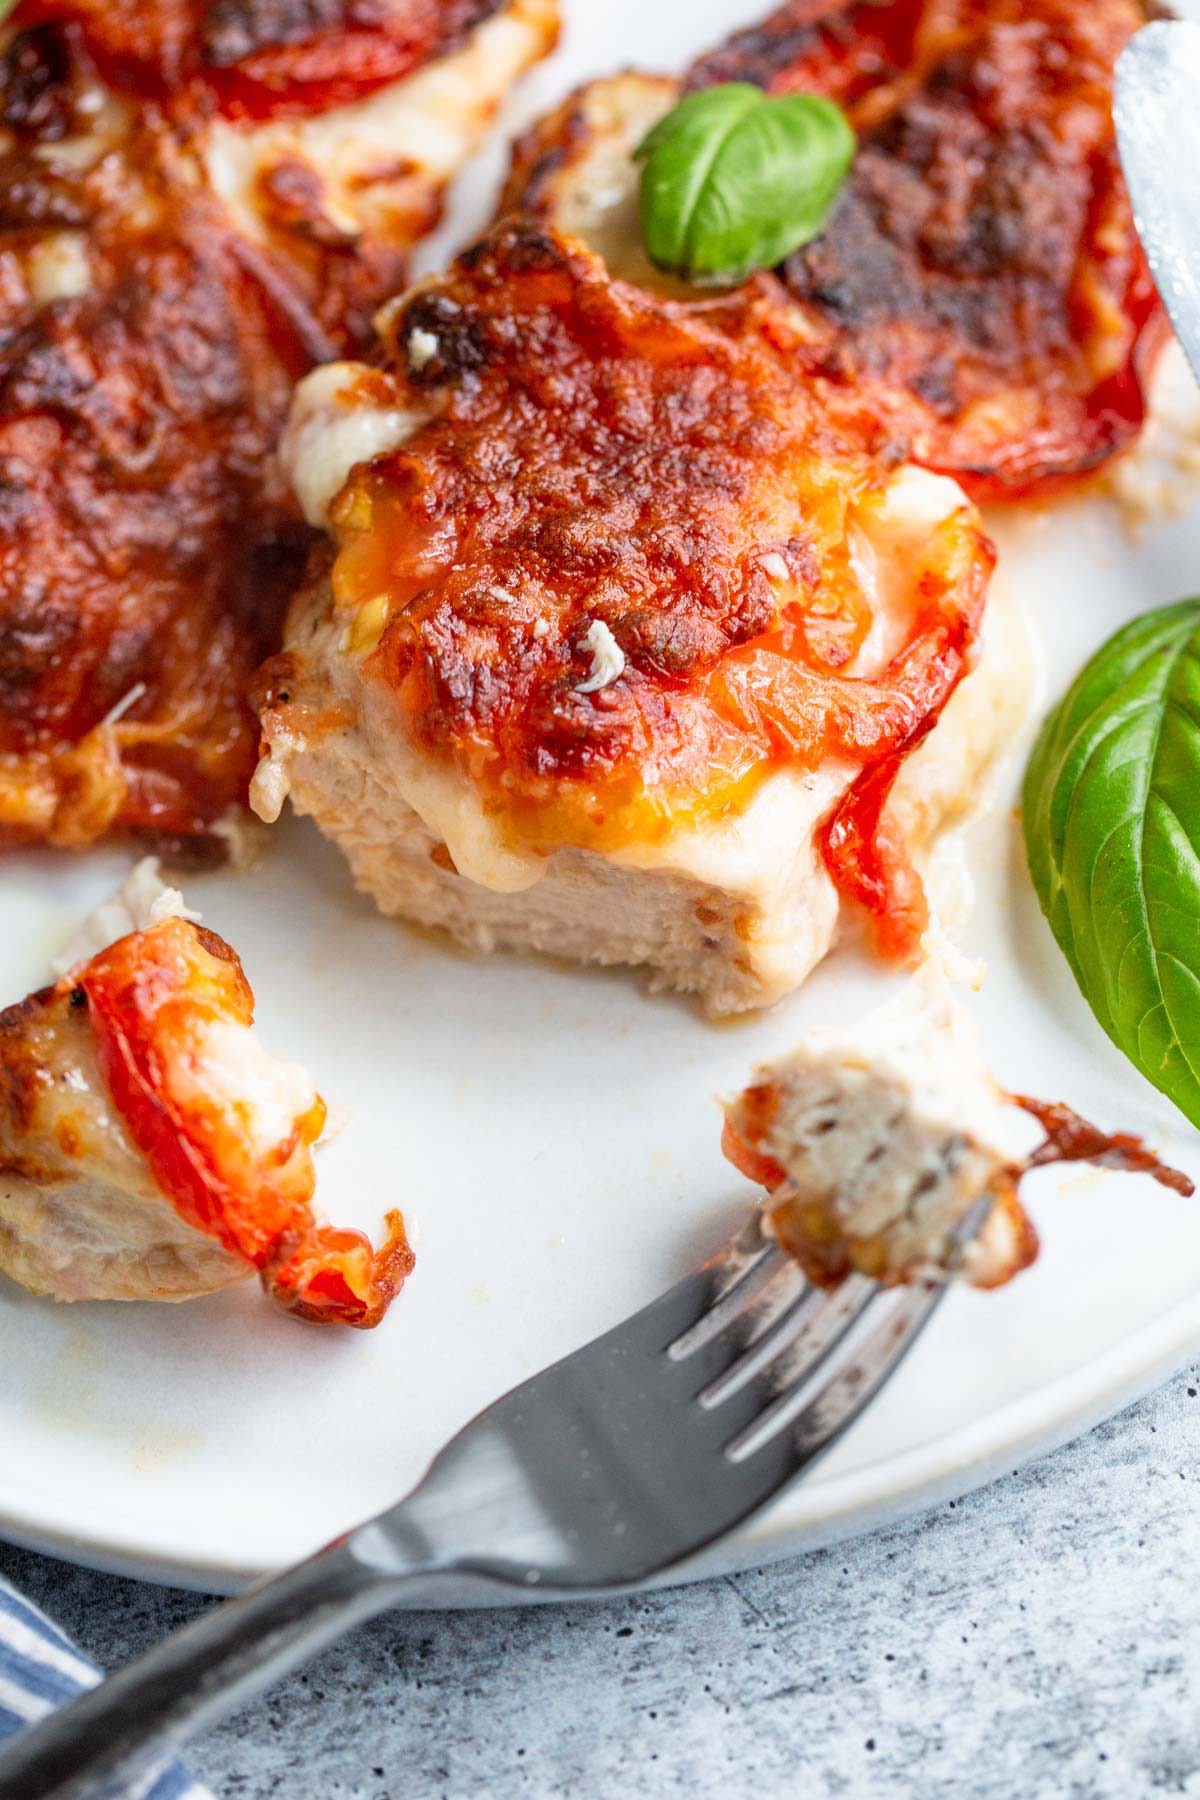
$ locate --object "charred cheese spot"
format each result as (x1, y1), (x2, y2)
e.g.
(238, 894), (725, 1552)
(0, 18), (317, 850)
(761, 0), (1161, 495)
(699, 0), (1163, 497)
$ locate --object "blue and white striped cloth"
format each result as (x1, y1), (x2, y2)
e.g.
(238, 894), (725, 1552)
(0, 1573), (209, 1798)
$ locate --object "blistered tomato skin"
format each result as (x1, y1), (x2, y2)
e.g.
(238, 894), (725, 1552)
(16, 1), (505, 121)
(720, 1111), (786, 1193)
(77, 917), (412, 1327)
(263, 1220), (415, 1328)
(687, 0), (1163, 498)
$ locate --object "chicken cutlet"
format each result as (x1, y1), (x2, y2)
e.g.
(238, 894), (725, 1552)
(252, 221), (1019, 1011)
(0, 0), (556, 855)
(503, 0), (1162, 498)
(0, 862), (412, 1322)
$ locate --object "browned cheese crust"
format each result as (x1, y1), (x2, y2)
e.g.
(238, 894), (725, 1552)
(0, 0), (557, 853)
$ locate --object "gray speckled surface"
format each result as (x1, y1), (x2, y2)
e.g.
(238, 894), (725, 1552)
(5, 1370), (1200, 1798)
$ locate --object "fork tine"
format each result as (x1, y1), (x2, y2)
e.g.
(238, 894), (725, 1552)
(696, 1282), (827, 1408)
(724, 1282), (944, 1463)
(677, 1255), (811, 1374)
(405, 1202), (978, 1593)
(709, 1272), (877, 1414)
(718, 1191), (994, 1457)
(667, 1225), (789, 1360)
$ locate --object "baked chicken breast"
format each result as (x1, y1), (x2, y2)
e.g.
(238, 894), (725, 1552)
(0, 867), (411, 1323)
(254, 221), (1019, 1011)
(503, 0), (1162, 499)
(0, 0), (556, 854)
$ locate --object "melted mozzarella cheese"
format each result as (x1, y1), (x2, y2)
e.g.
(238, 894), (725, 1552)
(575, 619), (625, 693)
(24, 231), (92, 303)
(204, 0), (558, 252)
(280, 361), (426, 527)
(187, 1018), (319, 1156)
(845, 467), (975, 676)
(265, 428), (999, 933)
(357, 678), (544, 892)
(518, 73), (680, 291)
(249, 729), (305, 825)
(407, 326), (440, 371)
(50, 858), (198, 977)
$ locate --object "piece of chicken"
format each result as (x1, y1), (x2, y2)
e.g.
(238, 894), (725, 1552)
(724, 978), (1038, 1287)
(0, 866), (411, 1323)
(253, 220), (1021, 1012)
(0, 0), (557, 855)
(723, 978), (1191, 1289)
(502, 0), (1162, 500)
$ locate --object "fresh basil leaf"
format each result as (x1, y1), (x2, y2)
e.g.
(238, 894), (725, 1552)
(634, 83), (855, 287)
(1023, 596), (1200, 1126)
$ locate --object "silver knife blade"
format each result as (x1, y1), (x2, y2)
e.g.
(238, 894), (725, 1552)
(1115, 20), (1200, 384)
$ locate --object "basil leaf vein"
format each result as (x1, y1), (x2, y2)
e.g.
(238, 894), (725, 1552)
(1023, 596), (1200, 1125)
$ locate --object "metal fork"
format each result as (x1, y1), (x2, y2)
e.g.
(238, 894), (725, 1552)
(0, 1210), (967, 1800)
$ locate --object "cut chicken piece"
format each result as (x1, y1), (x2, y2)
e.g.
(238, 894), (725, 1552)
(0, 1), (556, 854)
(501, 0), (1163, 499)
(723, 977), (1192, 1288)
(254, 221), (1015, 1011)
(724, 978), (1038, 1287)
(0, 873), (411, 1322)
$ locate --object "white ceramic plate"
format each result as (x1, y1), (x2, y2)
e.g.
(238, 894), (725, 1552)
(4, 0), (1200, 1599)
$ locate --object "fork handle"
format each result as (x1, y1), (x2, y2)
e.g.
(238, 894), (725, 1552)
(0, 1528), (432, 1799)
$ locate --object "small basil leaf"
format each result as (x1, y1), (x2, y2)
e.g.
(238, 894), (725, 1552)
(634, 83), (855, 287)
(1023, 596), (1200, 1126)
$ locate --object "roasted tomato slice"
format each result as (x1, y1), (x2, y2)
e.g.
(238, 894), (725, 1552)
(687, 0), (1164, 498)
(15, 1), (506, 121)
(76, 916), (411, 1326)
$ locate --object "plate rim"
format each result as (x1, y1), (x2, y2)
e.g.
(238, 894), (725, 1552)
(4, 1279), (1198, 1598)
(2, 0), (1199, 1609)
